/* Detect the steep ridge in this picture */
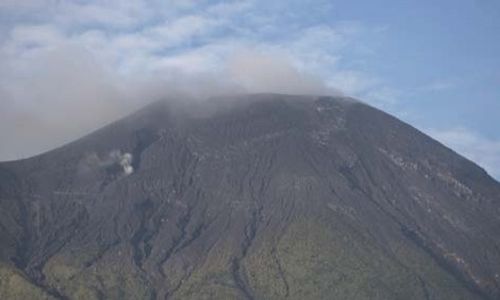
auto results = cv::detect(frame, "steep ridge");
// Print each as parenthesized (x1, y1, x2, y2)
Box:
(0, 94, 499, 299)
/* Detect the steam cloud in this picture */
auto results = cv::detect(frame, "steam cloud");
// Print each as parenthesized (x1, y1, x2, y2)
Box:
(111, 151, 134, 175)
(80, 150, 134, 176)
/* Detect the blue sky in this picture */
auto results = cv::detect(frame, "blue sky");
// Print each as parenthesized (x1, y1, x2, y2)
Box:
(0, 0, 499, 179)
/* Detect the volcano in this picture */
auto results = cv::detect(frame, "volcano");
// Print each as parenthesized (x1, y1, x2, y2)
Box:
(1, 94, 499, 300)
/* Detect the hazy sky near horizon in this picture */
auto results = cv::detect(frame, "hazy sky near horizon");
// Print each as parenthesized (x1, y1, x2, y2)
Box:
(0, 0, 499, 179)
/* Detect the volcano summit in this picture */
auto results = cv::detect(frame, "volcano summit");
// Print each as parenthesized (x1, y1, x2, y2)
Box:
(1, 94, 499, 300)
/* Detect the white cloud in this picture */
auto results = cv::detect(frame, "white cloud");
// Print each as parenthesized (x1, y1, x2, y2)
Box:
(419, 79, 457, 92)
(3, 25, 64, 59)
(427, 127, 500, 180)
(327, 70, 379, 95)
(205, 1, 254, 16)
(0, 0, 48, 11)
(146, 15, 220, 45)
(54, 2, 145, 28)
(0, 0, 393, 160)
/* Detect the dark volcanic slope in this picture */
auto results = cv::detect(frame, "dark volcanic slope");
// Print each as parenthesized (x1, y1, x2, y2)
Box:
(1, 94, 499, 300)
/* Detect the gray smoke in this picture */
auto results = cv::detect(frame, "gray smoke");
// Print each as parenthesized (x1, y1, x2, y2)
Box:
(0, 46, 336, 161)
(79, 150, 134, 176)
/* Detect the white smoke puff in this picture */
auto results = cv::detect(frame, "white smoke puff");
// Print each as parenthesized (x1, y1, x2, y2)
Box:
(78, 150, 133, 175)
(108, 150, 134, 175)
(119, 153, 134, 175)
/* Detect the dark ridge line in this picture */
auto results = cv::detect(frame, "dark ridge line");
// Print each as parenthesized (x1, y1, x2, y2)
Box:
(157, 205, 193, 278)
(17, 267, 69, 300)
(11, 195, 31, 270)
(132, 128, 161, 172)
(6, 177, 89, 300)
(30, 204, 88, 275)
(401, 225, 492, 300)
(142, 214, 163, 261)
(83, 238, 121, 269)
(16, 203, 89, 300)
(163, 205, 221, 300)
(231, 205, 263, 300)
(340, 154, 492, 300)
(271, 247, 290, 298)
(149, 288, 157, 300)
(174, 222, 205, 255)
(95, 287, 106, 300)
(357, 154, 495, 300)
(230, 257, 254, 300)
(163, 266, 195, 300)
(131, 198, 155, 271)
(418, 275, 432, 300)
(36, 281, 69, 300)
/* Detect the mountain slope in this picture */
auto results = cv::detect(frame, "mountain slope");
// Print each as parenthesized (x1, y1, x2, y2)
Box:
(1, 94, 499, 299)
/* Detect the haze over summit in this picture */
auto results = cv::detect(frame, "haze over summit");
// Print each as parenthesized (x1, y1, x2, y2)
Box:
(0, 46, 334, 162)
(0, 0, 499, 179)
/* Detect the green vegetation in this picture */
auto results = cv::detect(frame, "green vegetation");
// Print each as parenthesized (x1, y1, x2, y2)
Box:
(21, 215, 480, 299)
(0, 263, 55, 300)
(42, 254, 153, 300)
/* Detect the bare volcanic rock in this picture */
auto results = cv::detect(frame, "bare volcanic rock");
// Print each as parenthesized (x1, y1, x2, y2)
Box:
(1, 94, 499, 299)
